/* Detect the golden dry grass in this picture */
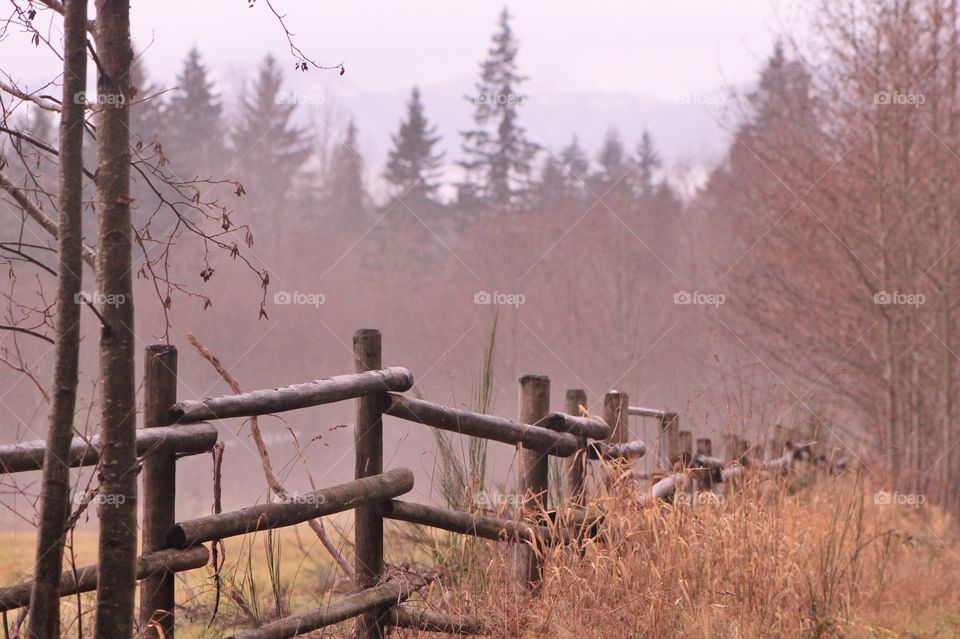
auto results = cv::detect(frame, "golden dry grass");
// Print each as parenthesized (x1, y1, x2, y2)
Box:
(396, 473, 960, 639)
(0, 473, 957, 638)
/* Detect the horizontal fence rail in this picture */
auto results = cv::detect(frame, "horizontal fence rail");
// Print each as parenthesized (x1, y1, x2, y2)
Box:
(226, 575, 429, 639)
(0, 423, 218, 475)
(166, 468, 414, 548)
(388, 607, 486, 635)
(542, 412, 611, 439)
(384, 393, 580, 456)
(627, 406, 669, 418)
(0, 546, 209, 612)
(380, 499, 567, 545)
(589, 439, 647, 460)
(170, 367, 414, 423)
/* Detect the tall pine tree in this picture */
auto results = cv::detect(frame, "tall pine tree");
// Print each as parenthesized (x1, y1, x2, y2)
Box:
(323, 119, 370, 226)
(459, 7, 539, 213)
(165, 47, 225, 177)
(383, 86, 444, 211)
(634, 129, 662, 199)
(231, 54, 313, 218)
(129, 53, 164, 148)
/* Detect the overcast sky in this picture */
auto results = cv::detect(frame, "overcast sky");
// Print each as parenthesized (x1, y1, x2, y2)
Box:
(5, 0, 798, 100)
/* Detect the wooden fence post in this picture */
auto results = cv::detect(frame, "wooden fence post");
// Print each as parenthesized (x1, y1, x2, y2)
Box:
(140, 344, 178, 639)
(696, 437, 716, 492)
(516, 375, 550, 590)
(564, 389, 588, 507)
(678, 430, 692, 466)
(768, 424, 785, 459)
(603, 391, 628, 444)
(722, 432, 739, 464)
(354, 329, 387, 639)
(661, 412, 681, 468)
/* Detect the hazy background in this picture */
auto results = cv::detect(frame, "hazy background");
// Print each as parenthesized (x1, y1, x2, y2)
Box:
(0, 0, 872, 530)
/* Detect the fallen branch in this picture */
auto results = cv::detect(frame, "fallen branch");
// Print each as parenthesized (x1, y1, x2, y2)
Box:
(186, 332, 356, 579)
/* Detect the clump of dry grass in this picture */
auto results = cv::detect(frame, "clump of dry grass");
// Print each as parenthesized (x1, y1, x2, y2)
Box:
(400, 472, 960, 639)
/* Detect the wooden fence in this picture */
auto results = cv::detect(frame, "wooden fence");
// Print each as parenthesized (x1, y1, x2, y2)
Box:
(0, 329, 828, 638)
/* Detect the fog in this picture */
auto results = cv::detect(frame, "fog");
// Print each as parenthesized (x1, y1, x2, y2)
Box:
(1, 0, 947, 532)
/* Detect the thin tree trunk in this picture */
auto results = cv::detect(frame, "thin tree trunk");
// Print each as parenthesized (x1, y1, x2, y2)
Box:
(91, 1, 137, 637)
(26, 1, 88, 636)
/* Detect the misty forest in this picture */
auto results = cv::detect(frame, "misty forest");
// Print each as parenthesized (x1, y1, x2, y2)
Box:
(0, 1, 958, 638)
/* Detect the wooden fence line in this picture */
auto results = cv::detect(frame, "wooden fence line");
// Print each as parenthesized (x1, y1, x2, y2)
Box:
(381, 499, 567, 545)
(170, 366, 414, 423)
(388, 606, 487, 635)
(384, 392, 580, 455)
(226, 575, 429, 639)
(0, 546, 209, 612)
(543, 411, 611, 439)
(0, 327, 827, 638)
(166, 468, 414, 549)
(0, 423, 216, 475)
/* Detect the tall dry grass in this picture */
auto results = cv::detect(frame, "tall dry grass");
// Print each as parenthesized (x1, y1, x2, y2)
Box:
(397, 471, 960, 639)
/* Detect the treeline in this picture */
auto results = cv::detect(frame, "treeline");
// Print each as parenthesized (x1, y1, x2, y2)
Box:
(117, 8, 680, 232)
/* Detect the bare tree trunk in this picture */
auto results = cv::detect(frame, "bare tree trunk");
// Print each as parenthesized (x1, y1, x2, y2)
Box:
(91, 1, 137, 637)
(26, 1, 88, 636)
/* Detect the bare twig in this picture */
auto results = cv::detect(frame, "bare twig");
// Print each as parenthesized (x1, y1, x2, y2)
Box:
(185, 332, 356, 580)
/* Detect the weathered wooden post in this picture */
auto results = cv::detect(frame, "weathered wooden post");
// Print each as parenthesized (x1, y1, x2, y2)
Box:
(140, 344, 179, 639)
(695, 437, 716, 492)
(661, 412, 681, 468)
(678, 429, 693, 499)
(601, 391, 630, 495)
(722, 432, 739, 464)
(354, 329, 387, 638)
(604, 391, 629, 444)
(768, 424, 785, 459)
(564, 389, 588, 506)
(678, 430, 693, 466)
(515, 375, 550, 590)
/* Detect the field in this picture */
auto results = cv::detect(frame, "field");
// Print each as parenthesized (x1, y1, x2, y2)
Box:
(1, 474, 958, 638)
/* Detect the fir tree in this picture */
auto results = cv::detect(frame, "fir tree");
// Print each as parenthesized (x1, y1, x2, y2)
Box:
(634, 129, 662, 198)
(383, 86, 444, 210)
(459, 7, 539, 212)
(592, 129, 632, 194)
(323, 120, 370, 224)
(165, 47, 225, 177)
(129, 53, 164, 149)
(558, 136, 589, 189)
(231, 54, 313, 217)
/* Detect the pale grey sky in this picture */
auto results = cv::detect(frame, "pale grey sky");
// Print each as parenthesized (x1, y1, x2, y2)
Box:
(1, 0, 804, 189)
(5, 0, 797, 100)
